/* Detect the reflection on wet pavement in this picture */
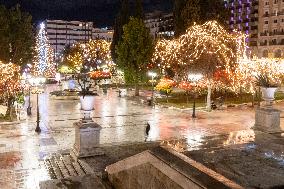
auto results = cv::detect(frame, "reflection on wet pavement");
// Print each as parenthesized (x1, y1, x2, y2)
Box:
(0, 84, 283, 188)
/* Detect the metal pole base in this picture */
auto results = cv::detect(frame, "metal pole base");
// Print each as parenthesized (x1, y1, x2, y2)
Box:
(27, 107, 32, 116)
(192, 100, 196, 118)
(35, 123, 41, 133)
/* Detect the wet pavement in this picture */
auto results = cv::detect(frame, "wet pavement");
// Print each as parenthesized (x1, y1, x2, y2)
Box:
(179, 131, 284, 188)
(0, 84, 283, 188)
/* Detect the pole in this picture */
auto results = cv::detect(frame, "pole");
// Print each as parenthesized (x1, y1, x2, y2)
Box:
(151, 76, 154, 99)
(27, 87, 32, 116)
(35, 93, 41, 133)
(192, 98, 196, 118)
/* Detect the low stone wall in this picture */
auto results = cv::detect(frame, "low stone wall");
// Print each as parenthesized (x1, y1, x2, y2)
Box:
(106, 150, 203, 189)
(50, 95, 79, 100)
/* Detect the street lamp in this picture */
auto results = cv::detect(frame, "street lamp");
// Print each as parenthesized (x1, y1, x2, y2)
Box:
(188, 73, 203, 118)
(30, 77, 46, 133)
(148, 71, 157, 106)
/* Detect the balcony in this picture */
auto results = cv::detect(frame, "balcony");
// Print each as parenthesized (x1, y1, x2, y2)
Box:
(251, 26, 258, 30)
(269, 41, 277, 45)
(260, 32, 268, 36)
(249, 41, 258, 46)
(259, 41, 268, 46)
(268, 32, 284, 36)
(263, 13, 269, 17)
(250, 34, 258, 38)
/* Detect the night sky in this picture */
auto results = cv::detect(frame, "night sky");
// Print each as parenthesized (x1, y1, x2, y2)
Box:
(0, 0, 173, 27)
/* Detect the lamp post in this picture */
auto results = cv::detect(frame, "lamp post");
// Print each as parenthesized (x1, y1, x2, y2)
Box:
(148, 71, 157, 105)
(188, 73, 203, 118)
(30, 77, 46, 133)
(27, 87, 32, 116)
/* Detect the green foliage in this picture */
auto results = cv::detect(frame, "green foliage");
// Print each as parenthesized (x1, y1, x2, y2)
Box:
(134, 0, 144, 19)
(255, 75, 279, 88)
(181, 0, 201, 33)
(111, 0, 130, 62)
(0, 5, 34, 66)
(174, 0, 230, 36)
(116, 17, 154, 84)
(15, 93, 25, 104)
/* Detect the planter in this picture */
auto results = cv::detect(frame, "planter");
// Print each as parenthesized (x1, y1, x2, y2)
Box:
(261, 87, 277, 101)
(80, 95, 96, 111)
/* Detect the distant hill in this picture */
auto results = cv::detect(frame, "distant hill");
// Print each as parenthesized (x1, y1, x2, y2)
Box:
(0, 0, 173, 27)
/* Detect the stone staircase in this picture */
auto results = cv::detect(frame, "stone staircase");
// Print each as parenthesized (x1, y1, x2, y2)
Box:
(41, 153, 112, 189)
(43, 153, 94, 179)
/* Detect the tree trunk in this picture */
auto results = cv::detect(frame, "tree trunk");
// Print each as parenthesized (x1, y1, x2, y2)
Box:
(166, 93, 169, 103)
(5, 96, 14, 120)
(135, 84, 139, 96)
(206, 81, 212, 111)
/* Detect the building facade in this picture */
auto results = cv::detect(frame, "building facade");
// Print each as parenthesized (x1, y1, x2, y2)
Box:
(144, 11, 174, 39)
(225, 0, 259, 56)
(258, 0, 284, 58)
(225, 0, 284, 58)
(92, 28, 114, 42)
(44, 20, 113, 56)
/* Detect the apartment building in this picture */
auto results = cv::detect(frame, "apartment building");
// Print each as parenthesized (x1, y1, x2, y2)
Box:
(258, 0, 284, 58)
(44, 20, 93, 55)
(144, 11, 174, 39)
(92, 28, 114, 42)
(225, 0, 259, 56)
(43, 20, 114, 57)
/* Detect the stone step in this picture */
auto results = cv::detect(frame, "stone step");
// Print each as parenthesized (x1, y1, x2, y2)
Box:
(44, 154, 91, 179)
(49, 156, 63, 179)
(54, 155, 70, 178)
(61, 155, 78, 177)
(40, 174, 111, 189)
(43, 158, 56, 179)
(151, 147, 233, 189)
(78, 159, 94, 174)
(72, 158, 86, 176)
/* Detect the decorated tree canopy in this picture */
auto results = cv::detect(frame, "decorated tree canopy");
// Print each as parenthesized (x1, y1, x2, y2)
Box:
(62, 39, 112, 73)
(0, 62, 21, 96)
(153, 21, 247, 80)
(33, 23, 56, 77)
(233, 58, 284, 93)
(89, 71, 111, 80)
(155, 78, 175, 94)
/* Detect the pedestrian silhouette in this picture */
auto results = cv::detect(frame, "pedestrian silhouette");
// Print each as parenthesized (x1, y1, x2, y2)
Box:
(146, 122, 151, 136)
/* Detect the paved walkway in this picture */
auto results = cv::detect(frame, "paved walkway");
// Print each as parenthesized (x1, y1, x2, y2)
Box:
(0, 84, 283, 188)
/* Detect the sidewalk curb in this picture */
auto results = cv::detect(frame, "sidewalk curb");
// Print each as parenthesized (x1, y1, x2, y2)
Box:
(0, 120, 21, 125)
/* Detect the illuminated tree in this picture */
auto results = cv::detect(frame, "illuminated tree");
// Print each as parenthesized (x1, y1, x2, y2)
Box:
(153, 21, 247, 110)
(62, 39, 112, 73)
(155, 78, 175, 102)
(0, 62, 21, 118)
(33, 23, 56, 77)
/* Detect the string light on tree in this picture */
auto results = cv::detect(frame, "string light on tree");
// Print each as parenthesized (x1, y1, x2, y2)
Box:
(63, 39, 112, 73)
(33, 23, 56, 77)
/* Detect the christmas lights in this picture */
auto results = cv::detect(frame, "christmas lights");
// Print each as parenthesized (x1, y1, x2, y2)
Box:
(33, 23, 56, 77)
(64, 39, 112, 73)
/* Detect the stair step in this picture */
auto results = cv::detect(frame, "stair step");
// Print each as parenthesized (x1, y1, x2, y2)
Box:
(72, 158, 85, 176)
(78, 159, 94, 174)
(62, 155, 78, 177)
(151, 147, 231, 189)
(43, 159, 56, 179)
(49, 156, 63, 179)
(54, 155, 70, 178)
